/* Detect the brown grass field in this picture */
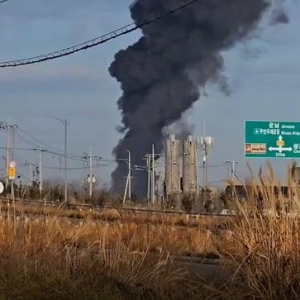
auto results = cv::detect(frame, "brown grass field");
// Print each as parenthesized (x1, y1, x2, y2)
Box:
(0, 163, 300, 299)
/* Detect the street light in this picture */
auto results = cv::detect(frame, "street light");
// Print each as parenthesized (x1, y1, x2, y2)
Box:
(49, 116, 68, 204)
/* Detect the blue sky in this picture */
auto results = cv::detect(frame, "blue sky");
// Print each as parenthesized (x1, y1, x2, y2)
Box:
(0, 0, 299, 188)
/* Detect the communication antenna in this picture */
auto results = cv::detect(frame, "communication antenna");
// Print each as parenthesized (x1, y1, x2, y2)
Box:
(200, 119, 214, 188)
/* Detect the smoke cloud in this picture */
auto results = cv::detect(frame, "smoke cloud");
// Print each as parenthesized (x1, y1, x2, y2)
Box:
(109, 0, 287, 197)
(164, 114, 195, 140)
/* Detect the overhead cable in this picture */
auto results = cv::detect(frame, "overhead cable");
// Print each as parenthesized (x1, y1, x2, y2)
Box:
(43, 164, 114, 171)
(199, 163, 228, 169)
(16, 126, 74, 156)
(15, 126, 94, 160)
(11, 132, 88, 163)
(0, 0, 198, 68)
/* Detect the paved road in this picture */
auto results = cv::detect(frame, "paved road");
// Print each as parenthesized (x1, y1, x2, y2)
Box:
(170, 259, 233, 282)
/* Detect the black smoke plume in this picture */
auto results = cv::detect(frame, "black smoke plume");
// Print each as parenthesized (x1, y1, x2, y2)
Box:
(109, 0, 286, 197)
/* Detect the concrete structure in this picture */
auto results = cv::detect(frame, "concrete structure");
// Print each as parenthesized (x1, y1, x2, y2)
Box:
(165, 134, 181, 196)
(182, 135, 198, 194)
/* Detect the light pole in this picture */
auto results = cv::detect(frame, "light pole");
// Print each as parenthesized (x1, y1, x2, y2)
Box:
(49, 117, 68, 204)
(126, 150, 131, 201)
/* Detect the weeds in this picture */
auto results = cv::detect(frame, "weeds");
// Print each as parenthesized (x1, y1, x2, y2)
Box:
(1, 163, 300, 299)
(213, 162, 300, 299)
(0, 217, 201, 300)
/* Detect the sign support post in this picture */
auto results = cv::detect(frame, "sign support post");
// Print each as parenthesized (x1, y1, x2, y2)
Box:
(8, 161, 16, 204)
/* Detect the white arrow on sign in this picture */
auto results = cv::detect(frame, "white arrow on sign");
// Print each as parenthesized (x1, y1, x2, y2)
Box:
(269, 147, 292, 152)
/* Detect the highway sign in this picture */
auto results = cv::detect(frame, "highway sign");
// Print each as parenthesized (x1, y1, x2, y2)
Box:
(8, 161, 16, 180)
(245, 121, 300, 158)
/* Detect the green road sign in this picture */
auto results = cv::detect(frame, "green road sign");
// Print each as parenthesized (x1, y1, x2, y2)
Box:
(245, 121, 300, 158)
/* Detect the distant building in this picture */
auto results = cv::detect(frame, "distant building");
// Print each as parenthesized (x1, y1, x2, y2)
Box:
(165, 134, 181, 196)
(224, 184, 289, 200)
(182, 135, 198, 194)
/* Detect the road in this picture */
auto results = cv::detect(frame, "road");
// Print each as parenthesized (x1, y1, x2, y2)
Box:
(170, 258, 233, 282)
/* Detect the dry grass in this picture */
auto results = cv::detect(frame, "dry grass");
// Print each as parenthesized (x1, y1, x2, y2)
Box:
(211, 162, 300, 299)
(1, 163, 300, 299)
(0, 216, 208, 300)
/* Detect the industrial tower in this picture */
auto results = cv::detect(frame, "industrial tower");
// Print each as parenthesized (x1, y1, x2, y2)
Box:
(165, 134, 181, 197)
(182, 135, 198, 195)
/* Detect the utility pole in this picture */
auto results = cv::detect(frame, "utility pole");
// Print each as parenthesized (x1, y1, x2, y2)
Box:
(121, 151, 132, 203)
(59, 156, 62, 183)
(39, 145, 43, 199)
(123, 176, 129, 204)
(49, 117, 68, 204)
(89, 145, 92, 198)
(126, 150, 132, 200)
(152, 144, 155, 205)
(5, 122, 10, 218)
(147, 155, 151, 200)
(11, 126, 14, 161)
(24, 160, 36, 187)
(64, 119, 68, 204)
(10, 125, 15, 203)
(232, 160, 238, 182)
(52, 155, 62, 192)
(4, 122, 17, 200)
(5, 122, 9, 190)
(82, 149, 101, 200)
(142, 154, 151, 201)
(29, 162, 32, 187)
(225, 160, 239, 182)
(225, 160, 239, 199)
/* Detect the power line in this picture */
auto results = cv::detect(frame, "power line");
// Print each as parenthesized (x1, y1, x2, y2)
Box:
(16, 126, 72, 156)
(0, 0, 9, 3)
(0, 144, 115, 165)
(4, 131, 86, 163)
(0, 0, 198, 68)
(199, 163, 227, 169)
(208, 180, 225, 185)
(10, 128, 89, 162)
(15, 125, 106, 162)
(43, 164, 114, 171)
